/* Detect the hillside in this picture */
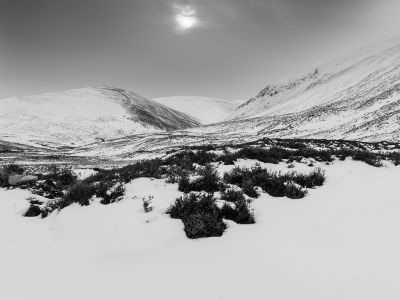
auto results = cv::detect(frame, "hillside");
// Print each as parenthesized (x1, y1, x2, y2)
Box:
(154, 96, 241, 124)
(225, 37, 400, 141)
(0, 87, 200, 148)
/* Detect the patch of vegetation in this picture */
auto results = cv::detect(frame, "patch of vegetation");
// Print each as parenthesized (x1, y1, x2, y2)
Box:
(0, 164, 25, 186)
(291, 168, 325, 188)
(96, 182, 126, 205)
(24, 204, 43, 217)
(178, 164, 221, 193)
(284, 182, 307, 199)
(143, 196, 153, 213)
(220, 189, 255, 224)
(164, 150, 217, 169)
(223, 165, 324, 199)
(57, 182, 96, 209)
(167, 193, 226, 239)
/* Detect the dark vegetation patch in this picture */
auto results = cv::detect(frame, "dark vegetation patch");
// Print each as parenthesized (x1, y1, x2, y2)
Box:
(58, 182, 96, 209)
(178, 164, 221, 193)
(24, 204, 43, 217)
(166, 193, 227, 239)
(167, 189, 255, 239)
(223, 165, 323, 199)
(167, 138, 400, 167)
(220, 189, 255, 224)
(0, 164, 25, 187)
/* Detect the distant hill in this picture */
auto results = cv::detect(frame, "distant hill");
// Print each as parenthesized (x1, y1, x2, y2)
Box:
(223, 37, 400, 141)
(154, 96, 241, 124)
(0, 87, 199, 148)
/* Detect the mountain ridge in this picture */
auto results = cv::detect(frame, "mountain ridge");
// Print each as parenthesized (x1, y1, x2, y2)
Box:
(223, 36, 400, 141)
(0, 87, 200, 148)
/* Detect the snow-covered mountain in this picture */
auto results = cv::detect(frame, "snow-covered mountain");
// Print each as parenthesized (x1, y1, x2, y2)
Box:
(0, 87, 199, 148)
(224, 37, 400, 141)
(154, 96, 241, 124)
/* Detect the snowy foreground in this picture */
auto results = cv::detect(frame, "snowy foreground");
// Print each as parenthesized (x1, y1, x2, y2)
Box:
(1, 159, 400, 300)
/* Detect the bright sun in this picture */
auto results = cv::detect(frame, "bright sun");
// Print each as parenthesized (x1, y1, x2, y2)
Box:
(176, 14, 197, 30)
(174, 4, 198, 32)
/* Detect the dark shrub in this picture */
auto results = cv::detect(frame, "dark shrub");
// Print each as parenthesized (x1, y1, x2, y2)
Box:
(0, 164, 25, 186)
(389, 152, 400, 166)
(194, 164, 220, 193)
(166, 193, 226, 239)
(183, 211, 226, 239)
(4, 164, 25, 175)
(24, 205, 43, 217)
(57, 170, 77, 186)
(223, 166, 259, 197)
(220, 188, 245, 203)
(220, 189, 255, 224)
(242, 179, 259, 198)
(223, 166, 250, 187)
(178, 172, 191, 193)
(42, 169, 77, 187)
(284, 182, 307, 199)
(96, 182, 126, 205)
(235, 147, 285, 164)
(352, 151, 382, 167)
(165, 165, 187, 184)
(178, 164, 221, 193)
(165, 150, 217, 169)
(220, 150, 236, 165)
(289, 168, 325, 188)
(224, 165, 324, 199)
(118, 159, 163, 183)
(257, 173, 286, 197)
(59, 182, 96, 209)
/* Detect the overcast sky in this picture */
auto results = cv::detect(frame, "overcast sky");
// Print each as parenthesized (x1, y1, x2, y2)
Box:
(1, 0, 400, 101)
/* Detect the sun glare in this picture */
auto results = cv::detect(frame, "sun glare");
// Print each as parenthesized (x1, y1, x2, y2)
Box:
(174, 4, 198, 32)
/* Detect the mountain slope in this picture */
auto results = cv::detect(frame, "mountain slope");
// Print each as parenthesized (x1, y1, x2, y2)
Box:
(154, 96, 241, 124)
(0, 87, 200, 148)
(226, 37, 400, 141)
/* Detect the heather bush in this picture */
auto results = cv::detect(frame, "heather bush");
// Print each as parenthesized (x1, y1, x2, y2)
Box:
(291, 168, 325, 188)
(96, 181, 126, 205)
(41, 169, 77, 188)
(0, 164, 25, 186)
(24, 204, 43, 217)
(284, 182, 307, 199)
(178, 164, 220, 193)
(166, 193, 226, 239)
(220, 188, 245, 203)
(223, 165, 325, 199)
(3, 164, 25, 175)
(220, 189, 255, 224)
(58, 182, 96, 209)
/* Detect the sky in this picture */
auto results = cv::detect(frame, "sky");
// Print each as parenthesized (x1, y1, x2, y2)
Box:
(1, 0, 400, 101)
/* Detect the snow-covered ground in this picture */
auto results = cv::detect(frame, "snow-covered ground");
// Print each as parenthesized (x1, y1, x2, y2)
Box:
(1, 160, 400, 299)
(154, 96, 241, 124)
